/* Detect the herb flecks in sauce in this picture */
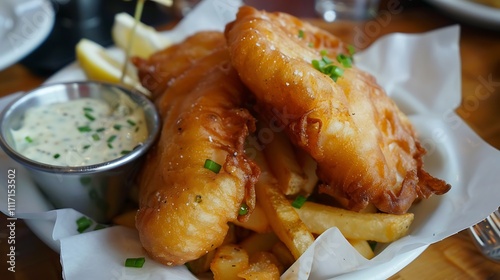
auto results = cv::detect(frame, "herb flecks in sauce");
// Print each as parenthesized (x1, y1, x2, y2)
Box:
(12, 97, 148, 166)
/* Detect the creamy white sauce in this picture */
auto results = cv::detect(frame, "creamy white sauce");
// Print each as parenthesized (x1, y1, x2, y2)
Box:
(11, 97, 148, 166)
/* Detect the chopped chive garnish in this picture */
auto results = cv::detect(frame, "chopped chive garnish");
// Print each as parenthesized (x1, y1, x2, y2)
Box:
(78, 126, 92, 132)
(336, 53, 353, 68)
(92, 133, 100, 141)
(113, 124, 122, 131)
(127, 119, 136, 126)
(96, 128, 105, 132)
(83, 145, 91, 150)
(321, 55, 332, 64)
(203, 159, 221, 174)
(125, 257, 146, 268)
(107, 135, 117, 143)
(291, 195, 307, 209)
(298, 29, 304, 39)
(107, 143, 113, 149)
(195, 195, 202, 203)
(348, 44, 356, 56)
(239, 203, 249, 216)
(84, 113, 95, 121)
(25, 136, 33, 143)
(53, 153, 60, 159)
(83, 107, 93, 112)
(320, 49, 328, 56)
(120, 150, 131, 155)
(76, 216, 93, 233)
(312, 56, 344, 82)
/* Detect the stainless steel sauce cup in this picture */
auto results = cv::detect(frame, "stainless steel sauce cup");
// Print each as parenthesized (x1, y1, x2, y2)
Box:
(0, 82, 160, 223)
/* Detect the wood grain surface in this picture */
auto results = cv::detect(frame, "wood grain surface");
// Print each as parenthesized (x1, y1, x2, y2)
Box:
(0, 1, 499, 279)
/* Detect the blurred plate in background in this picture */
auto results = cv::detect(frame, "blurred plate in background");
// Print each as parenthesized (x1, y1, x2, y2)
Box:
(425, 0, 500, 29)
(0, 0, 55, 70)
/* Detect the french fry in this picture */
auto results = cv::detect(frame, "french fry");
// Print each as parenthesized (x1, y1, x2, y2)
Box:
(271, 242, 295, 270)
(210, 244, 249, 280)
(293, 201, 414, 243)
(187, 250, 216, 275)
(112, 209, 136, 228)
(348, 239, 375, 260)
(239, 232, 280, 258)
(238, 252, 281, 280)
(259, 122, 306, 196)
(294, 147, 319, 195)
(232, 203, 271, 233)
(254, 150, 315, 259)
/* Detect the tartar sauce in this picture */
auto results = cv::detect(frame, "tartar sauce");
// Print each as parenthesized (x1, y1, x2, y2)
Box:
(11, 97, 148, 166)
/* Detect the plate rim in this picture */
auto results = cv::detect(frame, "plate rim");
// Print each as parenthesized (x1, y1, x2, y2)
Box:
(425, 0, 500, 29)
(0, 0, 55, 70)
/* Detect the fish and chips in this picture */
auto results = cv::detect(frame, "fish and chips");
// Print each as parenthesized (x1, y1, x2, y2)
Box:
(123, 6, 451, 278)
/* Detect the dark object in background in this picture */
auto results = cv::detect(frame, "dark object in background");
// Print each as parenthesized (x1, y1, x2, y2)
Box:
(21, 0, 174, 76)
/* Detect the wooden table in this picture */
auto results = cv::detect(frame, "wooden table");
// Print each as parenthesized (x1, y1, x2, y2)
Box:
(1, 1, 500, 279)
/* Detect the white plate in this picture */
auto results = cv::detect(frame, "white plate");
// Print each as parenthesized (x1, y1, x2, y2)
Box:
(0, 0, 55, 70)
(425, 0, 500, 29)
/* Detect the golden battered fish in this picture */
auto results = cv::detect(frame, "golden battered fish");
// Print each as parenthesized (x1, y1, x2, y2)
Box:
(135, 33, 259, 266)
(225, 7, 450, 214)
(133, 31, 227, 98)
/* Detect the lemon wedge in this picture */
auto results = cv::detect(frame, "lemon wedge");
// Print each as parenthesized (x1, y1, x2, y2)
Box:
(75, 38, 149, 96)
(112, 12, 172, 59)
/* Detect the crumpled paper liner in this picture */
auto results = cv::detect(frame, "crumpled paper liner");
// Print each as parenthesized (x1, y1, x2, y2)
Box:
(1, 0, 499, 279)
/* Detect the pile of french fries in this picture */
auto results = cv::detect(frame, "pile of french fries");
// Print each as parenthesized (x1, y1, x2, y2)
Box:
(114, 119, 414, 279)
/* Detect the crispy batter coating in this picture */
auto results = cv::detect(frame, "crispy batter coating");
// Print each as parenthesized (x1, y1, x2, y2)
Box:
(225, 6, 450, 214)
(133, 31, 227, 98)
(136, 32, 259, 266)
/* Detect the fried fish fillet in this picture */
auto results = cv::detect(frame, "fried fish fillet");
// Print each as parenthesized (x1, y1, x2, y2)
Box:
(135, 32, 260, 266)
(225, 6, 450, 214)
(133, 31, 227, 98)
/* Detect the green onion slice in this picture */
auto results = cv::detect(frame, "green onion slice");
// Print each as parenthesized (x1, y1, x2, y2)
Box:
(348, 44, 356, 56)
(336, 53, 353, 68)
(107, 135, 117, 143)
(113, 124, 122, 131)
(291, 195, 307, 209)
(121, 150, 131, 155)
(78, 126, 92, 132)
(312, 57, 344, 82)
(125, 257, 146, 268)
(76, 216, 93, 233)
(96, 128, 105, 132)
(53, 153, 60, 159)
(298, 29, 305, 39)
(239, 202, 249, 216)
(83, 107, 93, 112)
(92, 133, 100, 141)
(84, 113, 95, 121)
(127, 119, 136, 126)
(204, 159, 221, 174)
(25, 136, 33, 143)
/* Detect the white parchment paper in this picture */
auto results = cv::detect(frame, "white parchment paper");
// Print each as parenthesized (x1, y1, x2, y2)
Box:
(1, 0, 499, 279)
